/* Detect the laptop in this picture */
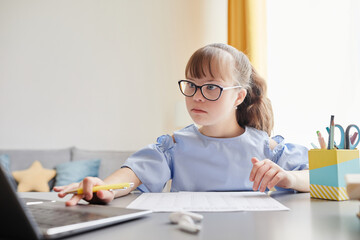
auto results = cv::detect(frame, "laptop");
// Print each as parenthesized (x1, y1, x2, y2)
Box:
(0, 165, 152, 239)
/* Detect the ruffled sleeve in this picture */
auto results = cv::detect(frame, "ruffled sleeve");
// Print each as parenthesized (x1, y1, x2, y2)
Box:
(121, 134, 175, 192)
(265, 135, 309, 171)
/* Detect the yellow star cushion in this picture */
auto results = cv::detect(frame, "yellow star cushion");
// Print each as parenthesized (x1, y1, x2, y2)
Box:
(12, 160, 56, 192)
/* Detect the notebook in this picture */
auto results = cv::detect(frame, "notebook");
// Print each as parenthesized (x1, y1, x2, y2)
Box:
(0, 165, 152, 239)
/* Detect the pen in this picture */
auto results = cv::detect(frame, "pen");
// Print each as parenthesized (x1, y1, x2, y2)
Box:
(316, 131, 327, 149)
(328, 115, 335, 149)
(65, 183, 134, 194)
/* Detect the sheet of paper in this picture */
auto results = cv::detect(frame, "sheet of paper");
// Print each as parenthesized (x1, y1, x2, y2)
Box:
(126, 192, 289, 212)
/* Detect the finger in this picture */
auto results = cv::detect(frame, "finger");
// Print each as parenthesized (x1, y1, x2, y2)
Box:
(258, 169, 277, 192)
(252, 162, 271, 191)
(53, 186, 64, 192)
(268, 171, 286, 190)
(65, 194, 84, 207)
(82, 177, 107, 201)
(57, 183, 80, 198)
(251, 157, 259, 165)
(249, 157, 263, 182)
(82, 177, 97, 201)
(95, 190, 115, 204)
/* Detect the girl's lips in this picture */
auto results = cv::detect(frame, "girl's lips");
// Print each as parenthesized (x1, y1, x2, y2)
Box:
(191, 108, 207, 113)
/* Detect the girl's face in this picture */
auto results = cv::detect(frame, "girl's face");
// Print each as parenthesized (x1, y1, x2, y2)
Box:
(184, 76, 246, 129)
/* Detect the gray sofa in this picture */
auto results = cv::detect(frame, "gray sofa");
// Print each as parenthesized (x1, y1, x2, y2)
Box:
(0, 147, 135, 189)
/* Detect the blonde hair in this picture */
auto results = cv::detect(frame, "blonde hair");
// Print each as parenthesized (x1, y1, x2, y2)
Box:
(185, 43, 274, 136)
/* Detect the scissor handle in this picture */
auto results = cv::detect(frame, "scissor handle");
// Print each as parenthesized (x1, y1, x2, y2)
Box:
(326, 124, 345, 149)
(345, 124, 360, 149)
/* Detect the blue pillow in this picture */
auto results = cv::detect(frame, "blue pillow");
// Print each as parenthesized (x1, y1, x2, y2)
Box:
(0, 154, 17, 189)
(54, 159, 101, 187)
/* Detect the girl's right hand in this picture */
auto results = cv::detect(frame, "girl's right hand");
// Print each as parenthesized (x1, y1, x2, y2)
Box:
(53, 177, 115, 206)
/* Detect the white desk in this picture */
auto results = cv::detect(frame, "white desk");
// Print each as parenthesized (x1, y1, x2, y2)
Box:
(20, 191, 360, 240)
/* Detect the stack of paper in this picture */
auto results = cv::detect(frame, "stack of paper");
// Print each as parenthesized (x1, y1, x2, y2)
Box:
(127, 192, 289, 212)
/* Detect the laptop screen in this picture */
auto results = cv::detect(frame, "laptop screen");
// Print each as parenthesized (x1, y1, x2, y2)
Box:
(0, 165, 151, 239)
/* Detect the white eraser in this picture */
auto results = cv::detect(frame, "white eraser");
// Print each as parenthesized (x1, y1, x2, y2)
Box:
(345, 174, 360, 200)
(178, 217, 201, 233)
(169, 211, 203, 223)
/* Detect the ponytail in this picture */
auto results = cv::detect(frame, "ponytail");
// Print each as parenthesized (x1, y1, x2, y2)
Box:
(236, 67, 274, 136)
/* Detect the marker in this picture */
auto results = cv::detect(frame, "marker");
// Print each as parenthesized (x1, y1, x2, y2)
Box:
(311, 142, 319, 149)
(65, 183, 134, 195)
(316, 131, 327, 149)
(328, 115, 335, 149)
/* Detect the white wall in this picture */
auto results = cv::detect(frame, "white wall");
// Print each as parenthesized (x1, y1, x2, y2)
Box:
(0, 0, 227, 150)
(267, 0, 360, 148)
(2, 0, 359, 151)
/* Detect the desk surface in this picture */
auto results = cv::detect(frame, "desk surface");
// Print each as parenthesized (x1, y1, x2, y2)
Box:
(20, 191, 360, 240)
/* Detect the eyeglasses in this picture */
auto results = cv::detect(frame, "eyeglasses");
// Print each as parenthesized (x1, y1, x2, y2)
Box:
(178, 80, 241, 101)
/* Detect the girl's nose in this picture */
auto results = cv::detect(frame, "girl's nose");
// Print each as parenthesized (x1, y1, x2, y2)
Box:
(193, 89, 206, 102)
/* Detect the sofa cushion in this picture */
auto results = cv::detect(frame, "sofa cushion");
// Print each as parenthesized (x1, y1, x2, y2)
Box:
(54, 159, 101, 187)
(12, 160, 56, 192)
(72, 148, 134, 179)
(0, 154, 17, 188)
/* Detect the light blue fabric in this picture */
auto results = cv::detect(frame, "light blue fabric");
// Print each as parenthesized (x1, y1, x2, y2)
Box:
(0, 154, 10, 171)
(123, 124, 309, 192)
(0, 154, 17, 188)
(54, 159, 101, 187)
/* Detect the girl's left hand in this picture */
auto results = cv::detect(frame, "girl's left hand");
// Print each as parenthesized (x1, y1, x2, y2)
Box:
(249, 157, 295, 192)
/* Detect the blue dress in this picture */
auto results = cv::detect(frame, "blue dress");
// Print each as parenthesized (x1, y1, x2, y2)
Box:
(122, 124, 309, 192)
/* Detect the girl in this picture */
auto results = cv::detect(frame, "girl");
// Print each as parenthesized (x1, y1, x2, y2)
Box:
(54, 43, 309, 206)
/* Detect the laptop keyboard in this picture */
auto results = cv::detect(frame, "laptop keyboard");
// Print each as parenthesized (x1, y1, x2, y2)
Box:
(28, 205, 110, 228)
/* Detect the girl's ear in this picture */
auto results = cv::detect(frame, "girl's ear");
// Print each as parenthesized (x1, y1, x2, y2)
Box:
(235, 89, 247, 107)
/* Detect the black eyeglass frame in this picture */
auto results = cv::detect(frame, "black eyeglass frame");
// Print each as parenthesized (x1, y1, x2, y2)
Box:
(178, 80, 241, 101)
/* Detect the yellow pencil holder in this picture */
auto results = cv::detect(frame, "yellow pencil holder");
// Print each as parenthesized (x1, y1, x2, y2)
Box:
(308, 149, 360, 201)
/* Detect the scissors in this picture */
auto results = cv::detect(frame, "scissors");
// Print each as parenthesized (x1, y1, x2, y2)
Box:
(326, 124, 360, 149)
